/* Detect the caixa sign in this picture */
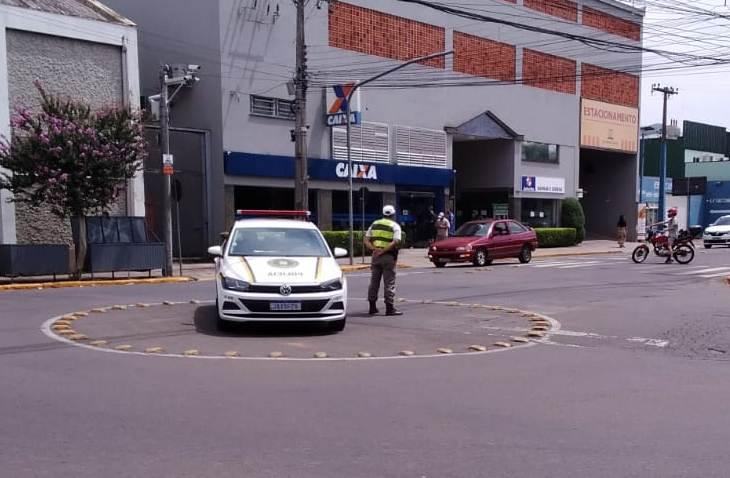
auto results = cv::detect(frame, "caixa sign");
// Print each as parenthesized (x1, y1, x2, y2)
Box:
(335, 162, 377, 180)
(325, 84, 361, 127)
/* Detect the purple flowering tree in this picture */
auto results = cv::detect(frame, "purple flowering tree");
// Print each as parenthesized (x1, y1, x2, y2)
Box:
(0, 83, 147, 277)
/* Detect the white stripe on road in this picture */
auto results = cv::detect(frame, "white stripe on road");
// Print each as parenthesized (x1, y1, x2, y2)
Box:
(533, 261, 587, 268)
(699, 271, 730, 278)
(558, 261, 603, 269)
(676, 267, 730, 275)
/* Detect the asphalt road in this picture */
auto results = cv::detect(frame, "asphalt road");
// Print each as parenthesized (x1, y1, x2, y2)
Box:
(2, 247, 730, 477)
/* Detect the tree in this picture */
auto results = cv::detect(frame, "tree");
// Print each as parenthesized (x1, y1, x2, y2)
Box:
(561, 197, 586, 244)
(0, 82, 147, 277)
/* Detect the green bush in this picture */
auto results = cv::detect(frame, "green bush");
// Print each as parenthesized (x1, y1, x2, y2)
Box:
(321, 230, 407, 257)
(534, 228, 577, 248)
(561, 198, 586, 243)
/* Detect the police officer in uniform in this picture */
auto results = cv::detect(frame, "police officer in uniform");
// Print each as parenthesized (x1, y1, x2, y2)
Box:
(364, 205, 403, 316)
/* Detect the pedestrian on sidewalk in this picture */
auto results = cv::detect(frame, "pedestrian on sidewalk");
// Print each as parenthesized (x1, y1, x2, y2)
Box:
(364, 205, 403, 316)
(435, 212, 450, 241)
(616, 214, 627, 248)
(446, 209, 455, 236)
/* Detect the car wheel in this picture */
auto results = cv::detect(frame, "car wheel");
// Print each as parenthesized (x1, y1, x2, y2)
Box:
(518, 245, 532, 264)
(473, 248, 489, 267)
(704, 244, 712, 249)
(329, 318, 346, 333)
(433, 261, 446, 268)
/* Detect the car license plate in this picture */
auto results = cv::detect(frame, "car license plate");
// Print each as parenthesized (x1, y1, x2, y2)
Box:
(270, 302, 301, 311)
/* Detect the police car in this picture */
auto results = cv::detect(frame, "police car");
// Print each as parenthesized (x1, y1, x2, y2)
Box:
(207, 210, 348, 332)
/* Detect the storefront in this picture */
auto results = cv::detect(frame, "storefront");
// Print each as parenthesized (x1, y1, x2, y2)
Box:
(517, 175, 566, 228)
(224, 152, 452, 243)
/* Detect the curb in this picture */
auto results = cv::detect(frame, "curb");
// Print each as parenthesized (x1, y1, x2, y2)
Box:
(0, 276, 194, 291)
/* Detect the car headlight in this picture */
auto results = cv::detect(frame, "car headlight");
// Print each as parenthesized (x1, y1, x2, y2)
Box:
(320, 278, 343, 291)
(456, 245, 472, 252)
(221, 275, 250, 291)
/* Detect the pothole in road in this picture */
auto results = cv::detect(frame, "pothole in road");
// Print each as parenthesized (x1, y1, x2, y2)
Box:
(42, 299, 558, 360)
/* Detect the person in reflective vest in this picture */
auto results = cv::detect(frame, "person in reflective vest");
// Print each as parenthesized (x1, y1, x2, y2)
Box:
(364, 205, 403, 316)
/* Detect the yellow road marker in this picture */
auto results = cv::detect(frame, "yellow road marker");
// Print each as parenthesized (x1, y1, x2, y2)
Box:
(114, 345, 133, 351)
(223, 351, 240, 358)
(72, 312, 89, 318)
(437, 348, 453, 354)
(68, 334, 88, 341)
(183, 349, 200, 356)
(313, 352, 328, 359)
(56, 329, 76, 336)
(511, 337, 530, 343)
(468, 345, 487, 352)
(112, 305, 127, 311)
(357, 352, 372, 358)
(136, 303, 150, 308)
(90, 308, 107, 313)
(269, 351, 284, 358)
(52, 324, 71, 331)
(145, 347, 164, 354)
(399, 350, 415, 356)
(527, 331, 546, 338)
(89, 340, 108, 347)
(494, 341, 512, 348)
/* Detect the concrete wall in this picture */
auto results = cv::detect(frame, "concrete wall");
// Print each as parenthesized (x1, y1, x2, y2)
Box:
(686, 161, 730, 181)
(5, 30, 125, 245)
(103, 0, 225, 246)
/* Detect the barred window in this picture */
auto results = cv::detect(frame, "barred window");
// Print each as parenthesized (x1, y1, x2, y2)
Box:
(522, 141, 559, 164)
(395, 126, 447, 168)
(249, 95, 296, 120)
(331, 122, 390, 163)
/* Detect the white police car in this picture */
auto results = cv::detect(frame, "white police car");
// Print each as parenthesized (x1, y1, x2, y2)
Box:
(207, 211, 348, 332)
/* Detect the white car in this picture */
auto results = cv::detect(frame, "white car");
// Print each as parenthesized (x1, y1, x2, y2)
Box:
(207, 217, 348, 332)
(703, 215, 730, 248)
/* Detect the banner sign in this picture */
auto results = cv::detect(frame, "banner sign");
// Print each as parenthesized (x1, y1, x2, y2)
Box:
(580, 98, 639, 153)
(326, 83, 361, 127)
(521, 176, 565, 194)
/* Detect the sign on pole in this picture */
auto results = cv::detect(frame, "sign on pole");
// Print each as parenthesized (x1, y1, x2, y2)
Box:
(325, 83, 361, 127)
(162, 153, 174, 176)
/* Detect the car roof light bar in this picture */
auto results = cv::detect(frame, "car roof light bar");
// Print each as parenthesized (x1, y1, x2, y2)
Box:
(235, 209, 312, 220)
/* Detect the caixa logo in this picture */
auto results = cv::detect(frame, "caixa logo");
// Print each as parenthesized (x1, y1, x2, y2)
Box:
(335, 162, 378, 180)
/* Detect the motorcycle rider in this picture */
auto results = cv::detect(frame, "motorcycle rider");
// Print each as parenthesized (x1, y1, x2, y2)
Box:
(652, 207, 679, 263)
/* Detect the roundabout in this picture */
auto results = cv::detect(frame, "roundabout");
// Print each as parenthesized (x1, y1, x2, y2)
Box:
(42, 298, 558, 360)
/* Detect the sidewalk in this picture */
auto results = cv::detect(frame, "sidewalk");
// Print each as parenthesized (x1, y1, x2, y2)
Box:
(0, 240, 640, 287)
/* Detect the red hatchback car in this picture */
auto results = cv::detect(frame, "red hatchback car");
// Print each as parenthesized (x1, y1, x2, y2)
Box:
(428, 219, 538, 267)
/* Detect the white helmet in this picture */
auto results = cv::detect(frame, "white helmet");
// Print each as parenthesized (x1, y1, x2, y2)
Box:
(383, 205, 396, 217)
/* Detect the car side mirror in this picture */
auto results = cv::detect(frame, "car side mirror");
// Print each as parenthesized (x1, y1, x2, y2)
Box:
(333, 247, 348, 258)
(207, 245, 223, 257)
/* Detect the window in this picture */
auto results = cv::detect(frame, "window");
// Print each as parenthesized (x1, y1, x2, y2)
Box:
(508, 221, 528, 234)
(492, 222, 509, 235)
(228, 227, 330, 257)
(395, 126, 447, 168)
(522, 141, 559, 164)
(249, 95, 296, 120)
(332, 122, 390, 163)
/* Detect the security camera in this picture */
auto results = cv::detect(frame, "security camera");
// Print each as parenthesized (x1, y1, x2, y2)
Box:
(187, 64, 201, 71)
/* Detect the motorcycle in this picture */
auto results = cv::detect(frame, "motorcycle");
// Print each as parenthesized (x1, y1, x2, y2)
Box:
(632, 228, 695, 264)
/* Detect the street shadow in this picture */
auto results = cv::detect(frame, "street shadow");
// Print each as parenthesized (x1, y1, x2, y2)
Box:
(193, 305, 336, 337)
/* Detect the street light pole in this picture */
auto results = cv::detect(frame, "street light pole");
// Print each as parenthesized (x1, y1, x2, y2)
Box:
(345, 50, 453, 265)
(651, 84, 678, 223)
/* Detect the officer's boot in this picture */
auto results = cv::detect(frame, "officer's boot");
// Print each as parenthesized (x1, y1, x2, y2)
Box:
(368, 301, 379, 315)
(385, 304, 403, 316)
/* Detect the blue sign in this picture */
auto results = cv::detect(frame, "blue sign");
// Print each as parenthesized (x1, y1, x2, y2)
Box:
(224, 152, 453, 187)
(640, 176, 673, 203)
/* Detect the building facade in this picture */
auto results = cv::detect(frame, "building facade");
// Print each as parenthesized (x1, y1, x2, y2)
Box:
(106, 0, 644, 253)
(0, 0, 144, 245)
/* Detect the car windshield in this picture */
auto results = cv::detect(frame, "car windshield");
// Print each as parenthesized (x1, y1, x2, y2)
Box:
(713, 217, 730, 226)
(227, 227, 331, 257)
(454, 222, 491, 237)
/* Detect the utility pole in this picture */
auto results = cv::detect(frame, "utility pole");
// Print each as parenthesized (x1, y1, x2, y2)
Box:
(293, 0, 309, 211)
(158, 64, 201, 277)
(651, 83, 678, 224)
(160, 66, 173, 277)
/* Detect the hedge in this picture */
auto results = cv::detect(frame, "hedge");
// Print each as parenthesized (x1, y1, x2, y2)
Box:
(321, 230, 407, 257)
(534, 228, 577, 248)
(561, 198, 586, 244)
